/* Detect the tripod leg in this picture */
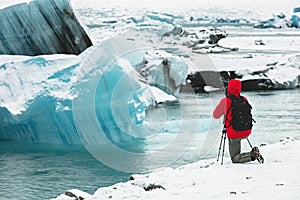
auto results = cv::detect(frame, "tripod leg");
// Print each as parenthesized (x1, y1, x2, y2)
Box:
(217, 132, 224, 162)
(221, 134, 226, 165)
(247, 138, 253, 148)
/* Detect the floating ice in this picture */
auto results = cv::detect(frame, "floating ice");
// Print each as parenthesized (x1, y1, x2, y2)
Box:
(291, 7, 300, 28)
(136, 50, 189, 95)
(254, 14, 290, 29)
(160, 27, 238, 54)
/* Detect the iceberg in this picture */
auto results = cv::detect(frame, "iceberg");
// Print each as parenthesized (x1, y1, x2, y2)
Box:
(146, 12, 177, 25)
(254, 9, 300, 29)
(212, 18, 250, 24)
(291, 7, 300, 28)
(135, 50, 189, 95)
(0, 0, 92, 56)
(254, 16, 289, 29)
(0, 54, 82, 144)
(0, 37, 179, 145)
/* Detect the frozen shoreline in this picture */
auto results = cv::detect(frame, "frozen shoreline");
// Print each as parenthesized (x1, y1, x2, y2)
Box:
(53, 137, 300, 200)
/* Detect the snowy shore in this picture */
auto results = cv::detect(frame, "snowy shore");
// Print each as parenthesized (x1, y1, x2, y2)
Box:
(53, 137, 300, 200)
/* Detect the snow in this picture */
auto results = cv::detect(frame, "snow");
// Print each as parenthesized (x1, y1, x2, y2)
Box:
(53, 138, 300, 200)
(236, 55, 300, 89)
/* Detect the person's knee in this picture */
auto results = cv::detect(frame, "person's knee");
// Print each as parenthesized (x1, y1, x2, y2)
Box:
(231, 153, 242, 163)
(231, 155, 238, 163)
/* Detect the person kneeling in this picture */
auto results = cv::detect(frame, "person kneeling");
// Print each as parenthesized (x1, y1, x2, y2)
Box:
(213, 79, 261, 163)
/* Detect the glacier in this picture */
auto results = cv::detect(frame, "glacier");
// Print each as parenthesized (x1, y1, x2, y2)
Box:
(0, 0, 92, 56)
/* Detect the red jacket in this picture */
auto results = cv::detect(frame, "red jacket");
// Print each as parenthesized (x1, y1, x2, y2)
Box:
(213, 79, 251, 139)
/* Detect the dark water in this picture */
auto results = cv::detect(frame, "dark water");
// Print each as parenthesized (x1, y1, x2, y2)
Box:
(0, 142, 130, 200)
(0, 88, 299, 199)
(243, 89, 300, 143)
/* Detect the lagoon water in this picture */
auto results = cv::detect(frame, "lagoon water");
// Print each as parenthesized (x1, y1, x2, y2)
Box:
(0, 88, 299, 200)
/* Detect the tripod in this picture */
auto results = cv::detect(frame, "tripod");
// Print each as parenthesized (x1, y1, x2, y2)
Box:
(217, 127, 227, 165)
(217, 128, 264, 164)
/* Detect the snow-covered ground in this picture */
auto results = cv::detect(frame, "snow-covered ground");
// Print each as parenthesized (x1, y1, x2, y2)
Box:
(54, 137, 299, 200)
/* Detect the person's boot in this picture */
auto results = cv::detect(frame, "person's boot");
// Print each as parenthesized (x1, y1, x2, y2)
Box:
(251, 147, 264, 163)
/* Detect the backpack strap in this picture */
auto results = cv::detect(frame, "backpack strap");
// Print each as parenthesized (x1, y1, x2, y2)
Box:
(224, 94, 244, 129)
(224, 96, 233, 129)
(224, 106, 231, 129)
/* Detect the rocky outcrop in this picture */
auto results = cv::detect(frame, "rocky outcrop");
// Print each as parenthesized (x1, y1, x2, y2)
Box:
(184, 56, 300, 93)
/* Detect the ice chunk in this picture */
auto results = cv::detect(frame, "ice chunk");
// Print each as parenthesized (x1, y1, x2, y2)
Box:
(160, 27, 237, 54)
(294, 7, 300, 13)
(0, 0, 92, 56)
(136, 50, 189, 95)
(291, 6, 300, 28)
(0, 38, 174, 145)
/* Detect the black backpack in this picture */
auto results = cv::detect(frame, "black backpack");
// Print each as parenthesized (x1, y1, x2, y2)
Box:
(226, 94, 255, 131)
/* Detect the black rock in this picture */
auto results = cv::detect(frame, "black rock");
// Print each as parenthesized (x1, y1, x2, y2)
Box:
(143, 184, 166, 191)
